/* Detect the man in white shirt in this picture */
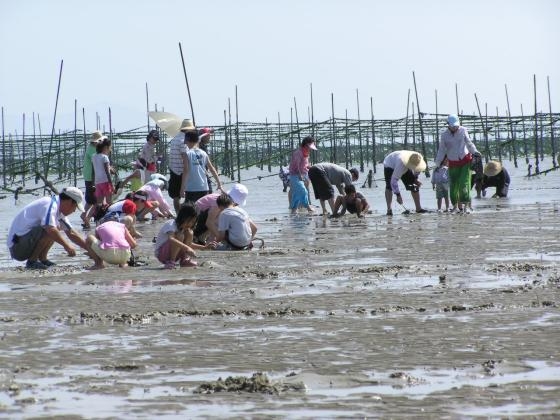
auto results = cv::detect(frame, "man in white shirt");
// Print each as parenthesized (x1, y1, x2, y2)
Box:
(7, 187, 90, 269)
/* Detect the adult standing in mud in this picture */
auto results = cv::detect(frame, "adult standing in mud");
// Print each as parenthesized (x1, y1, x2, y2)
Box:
(6, 187, 90, 269)
(383, 150, 428, 215)
(434, 114, 481, 213)
(168, 119, 195, 213)
(289, 136, 316, 214)
(308, 163, 359, 215)
(80, 131, 103, 229)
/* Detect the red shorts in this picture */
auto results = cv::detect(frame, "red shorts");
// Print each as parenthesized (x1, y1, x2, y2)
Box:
(146, 162, 157, 172)
(95, 181, 114, 198)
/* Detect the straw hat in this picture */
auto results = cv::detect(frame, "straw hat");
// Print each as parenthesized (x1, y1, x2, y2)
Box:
(179, 119, 196, 132)
(484, 161, 502, 177)
(399, 150, 426, 173)
(91, 131, 105, 143)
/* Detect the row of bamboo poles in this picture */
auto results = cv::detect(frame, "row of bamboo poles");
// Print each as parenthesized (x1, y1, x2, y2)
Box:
(1, 109, 558, 195)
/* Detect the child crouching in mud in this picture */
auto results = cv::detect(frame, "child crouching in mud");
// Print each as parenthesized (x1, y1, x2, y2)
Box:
(154, 203, 216, 269)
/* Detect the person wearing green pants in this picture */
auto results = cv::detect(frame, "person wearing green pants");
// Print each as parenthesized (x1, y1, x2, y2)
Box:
(434, 115, 481, 213)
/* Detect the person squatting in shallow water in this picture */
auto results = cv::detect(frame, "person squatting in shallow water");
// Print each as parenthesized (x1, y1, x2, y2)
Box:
(434, 114, 481, 213)
(154, 203, 216, 270)
(331, 184, 370, 218)
(289, 136, 317, 214)
(482, 160, 510, 198)
(383, 150, 428, 216)
(7, 187, 93, 270)
(307, 163, 359, 215)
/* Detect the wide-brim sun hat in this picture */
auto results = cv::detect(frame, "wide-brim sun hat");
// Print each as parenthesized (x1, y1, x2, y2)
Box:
(484, 161, 502, 177)
(399, 150, 426, 173)
(179, 119, 196, 132)
(227, 183, 248, 206)
(91, 131, 104, 143)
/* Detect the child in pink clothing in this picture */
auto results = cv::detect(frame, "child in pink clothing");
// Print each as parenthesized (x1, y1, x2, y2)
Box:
(154, 204, 216, 269)
(86, 220, 137, 269)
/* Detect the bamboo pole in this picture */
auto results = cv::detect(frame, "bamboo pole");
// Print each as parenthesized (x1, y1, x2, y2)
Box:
(1, 106, 4, 187)
(330, 93, 336, 162)
(412, 71, 429, 176)
(504, 84, 518, 167)
(145, 82, 150, 131)
(310, 83, 315, 139)
(356, 89, 364, 172)
(44, 59, 63, 178)
(547, 76, 557, 167)
(73, 100, 77, 186)
(404, 89, 410, 148)
(32, 112, 38, 175)
(520, 104, 529, 164)
(178, 42, 196, 126)
(533, 74, 540, 173)
(22, 113, 26, 186)
(370, 97, 377, 173)
(434, 89, 439, 160)
(235, 85, 240, 183)
(474, 93, 490, 162)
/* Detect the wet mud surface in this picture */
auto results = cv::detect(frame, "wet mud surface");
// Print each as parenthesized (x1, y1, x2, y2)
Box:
(0, 170, 559, 418)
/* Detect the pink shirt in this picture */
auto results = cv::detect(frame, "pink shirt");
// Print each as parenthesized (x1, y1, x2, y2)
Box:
(96, 221, 130, 250)
(288, 148, 309, 177)
(195, 192, 220, 213)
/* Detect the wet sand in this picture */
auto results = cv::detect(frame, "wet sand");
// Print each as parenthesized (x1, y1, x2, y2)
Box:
(0, 164, 559, 418)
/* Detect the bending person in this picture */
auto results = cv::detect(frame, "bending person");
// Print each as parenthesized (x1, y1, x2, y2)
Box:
(383, 150, 427, 215)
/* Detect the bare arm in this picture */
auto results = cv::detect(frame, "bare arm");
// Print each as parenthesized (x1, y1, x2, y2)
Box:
(181, 152, 189, 198)
(44, 226, 78, 257)
(206, 158, 222, 191)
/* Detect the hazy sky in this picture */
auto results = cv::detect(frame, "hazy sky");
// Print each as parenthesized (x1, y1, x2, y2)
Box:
(1, 0, 558, 133)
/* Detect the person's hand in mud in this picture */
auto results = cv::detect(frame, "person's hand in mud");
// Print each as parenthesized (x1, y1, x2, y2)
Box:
(396, 193, 403, 205)
(64, 244, 77, 257)
(204, 241, 218, 250)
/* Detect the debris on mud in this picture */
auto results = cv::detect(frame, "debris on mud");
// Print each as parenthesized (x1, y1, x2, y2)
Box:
(388, 372, 426, 387)
(193, 372, 306, 394)
(100, 364, 143, 372)
(357, 265, 404, 274)
(487, 263, 546, 273)
(230, 269, 279, 279)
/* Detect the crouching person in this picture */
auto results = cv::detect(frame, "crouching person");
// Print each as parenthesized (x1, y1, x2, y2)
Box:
(7, 187, 91, 270)
(154, 204, 200, 269)
(216, 193, 257, 250)
(86, 221, 137, 269)
(332, 184, 370, 218)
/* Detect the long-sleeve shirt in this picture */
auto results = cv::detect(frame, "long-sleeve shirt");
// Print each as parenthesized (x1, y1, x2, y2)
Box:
(288, 148, 309, 177)
(383, 151, 410, 195)
(482, 168, 510, 197)
(435, 126, 479, 167)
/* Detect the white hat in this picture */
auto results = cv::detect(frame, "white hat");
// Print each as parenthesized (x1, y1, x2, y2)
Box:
(62, 187, 85, 212)
(91, 131, 107, 143)
(227, 183, 248, 206)
(447, 114, 460, 127)
(399, 150, 427, 173)
(150, 173, 168, 182)
(484, 161, 503, 177)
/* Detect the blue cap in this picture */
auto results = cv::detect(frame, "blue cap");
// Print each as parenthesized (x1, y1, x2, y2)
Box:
(447, 114, 460, 127)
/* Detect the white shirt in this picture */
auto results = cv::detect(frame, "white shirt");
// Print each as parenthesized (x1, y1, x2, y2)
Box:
(7, 196, 71, 248)
(218, 207, 252, 248)
(383, 151, 410, 194)
(92, 153, 110, 184)
(435, 126, 479, 166)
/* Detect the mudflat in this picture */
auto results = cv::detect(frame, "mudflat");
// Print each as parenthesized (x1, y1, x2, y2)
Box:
(0, 167, 559, 418)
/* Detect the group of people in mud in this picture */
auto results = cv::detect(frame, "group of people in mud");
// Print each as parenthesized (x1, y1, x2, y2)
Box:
(7, 113, 510, 271)
(7, 120, 258, 271)
(282, 114, 510, 217)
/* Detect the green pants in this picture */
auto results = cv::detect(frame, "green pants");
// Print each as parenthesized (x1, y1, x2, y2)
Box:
(448, 164, 472, 206)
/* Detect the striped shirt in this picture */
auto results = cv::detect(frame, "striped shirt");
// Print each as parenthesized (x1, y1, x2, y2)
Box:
(168, 133, 187, 174)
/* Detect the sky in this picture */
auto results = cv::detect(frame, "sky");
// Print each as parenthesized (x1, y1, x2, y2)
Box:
(1, 0, 559, 134)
